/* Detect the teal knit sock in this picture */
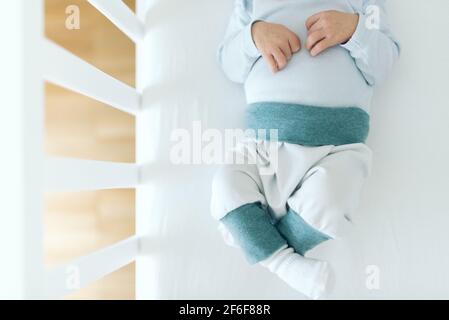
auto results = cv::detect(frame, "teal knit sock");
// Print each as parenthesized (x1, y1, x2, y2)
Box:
(276, 209, 331, 256)
(220, 203, 288, 265)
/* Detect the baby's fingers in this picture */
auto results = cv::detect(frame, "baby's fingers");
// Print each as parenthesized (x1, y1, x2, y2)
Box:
(272, 48, 287, 70)
(262, 52, 278, 73)
(306, 30, 326, 51)
(288, 33, 301, 53)
(280, 42, 293, 60)
(310, 38, 333, 56)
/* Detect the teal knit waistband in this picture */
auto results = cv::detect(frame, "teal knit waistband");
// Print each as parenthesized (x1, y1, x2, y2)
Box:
(246, 102, 370, 146)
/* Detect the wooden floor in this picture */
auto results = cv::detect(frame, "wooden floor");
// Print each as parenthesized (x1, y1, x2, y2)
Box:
(45, 0, 136, 300)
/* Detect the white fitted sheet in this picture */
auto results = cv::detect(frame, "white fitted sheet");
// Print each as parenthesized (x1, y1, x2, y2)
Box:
(135, 0, 449, 299)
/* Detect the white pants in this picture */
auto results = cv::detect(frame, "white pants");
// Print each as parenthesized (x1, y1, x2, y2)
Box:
(210, 138, 373, 248)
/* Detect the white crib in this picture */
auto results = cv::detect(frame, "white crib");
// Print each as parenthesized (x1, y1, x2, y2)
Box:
(0, 0, 143, 299)
(0, 0, 244, 300)
(2, 0, 449, 300)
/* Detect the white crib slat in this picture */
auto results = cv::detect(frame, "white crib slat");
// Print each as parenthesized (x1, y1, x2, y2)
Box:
(0, 0, 45, 299)
(88, 0, 144, 43)
(45, 157, 140, 192)
(43, 40, 140, 115)
(45, 236, 139, 298)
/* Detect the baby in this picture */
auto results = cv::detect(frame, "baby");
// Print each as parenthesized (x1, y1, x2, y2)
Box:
(210, 0, 399, 299)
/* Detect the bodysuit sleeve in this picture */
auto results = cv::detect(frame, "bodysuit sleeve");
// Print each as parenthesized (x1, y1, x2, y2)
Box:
(342, 0, 400, 86)
(217, 0, 262, 83)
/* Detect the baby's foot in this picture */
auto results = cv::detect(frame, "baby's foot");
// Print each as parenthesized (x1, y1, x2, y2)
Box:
(260, 245, 331, 299)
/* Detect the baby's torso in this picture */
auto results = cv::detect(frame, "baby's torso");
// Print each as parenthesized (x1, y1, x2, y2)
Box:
(245, 0, 372, 112)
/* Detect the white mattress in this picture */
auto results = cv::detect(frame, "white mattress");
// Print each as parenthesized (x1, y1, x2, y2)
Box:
(135, 0, 449, 299)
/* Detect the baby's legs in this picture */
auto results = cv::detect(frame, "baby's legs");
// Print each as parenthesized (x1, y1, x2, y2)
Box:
(211, 162, 330, 298)
(210, 140, 336, 298)
(280, 143, 373, 254)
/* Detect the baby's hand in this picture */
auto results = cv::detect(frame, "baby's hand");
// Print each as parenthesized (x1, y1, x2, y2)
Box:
(251, 21, 301, 73)
(305, 10, 359, 56)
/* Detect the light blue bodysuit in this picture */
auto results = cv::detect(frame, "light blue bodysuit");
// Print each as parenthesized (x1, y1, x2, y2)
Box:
(218, 0, 400, 146)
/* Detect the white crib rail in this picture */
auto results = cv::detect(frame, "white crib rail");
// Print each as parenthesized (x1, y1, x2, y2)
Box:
(43, 40, 140, 115)
(45, 236, 139, 298)
(45, 157, 140, 192)
(0, 0, 45, 299)
(0, 0, 151, 299)
(87, 0, 144, 43)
